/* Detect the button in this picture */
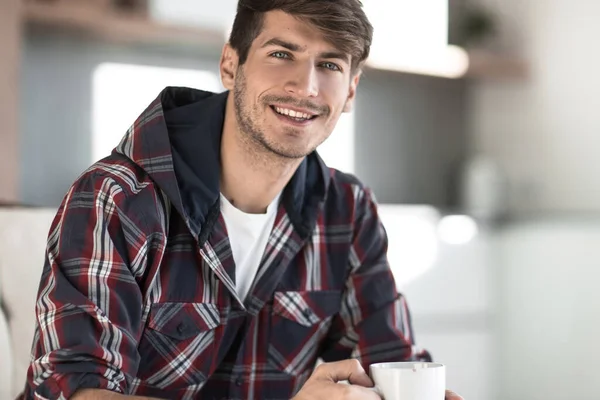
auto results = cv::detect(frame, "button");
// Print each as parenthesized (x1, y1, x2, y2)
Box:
(177, 322, 187, 334)
(235, 376, 243, 386)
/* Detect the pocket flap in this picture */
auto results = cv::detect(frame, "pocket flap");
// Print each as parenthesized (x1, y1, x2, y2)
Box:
(273, 290, 341, 327)
(148, 302, 220, 340)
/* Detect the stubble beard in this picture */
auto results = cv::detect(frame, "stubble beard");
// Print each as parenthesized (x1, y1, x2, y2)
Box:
(233, 68, 316, 161)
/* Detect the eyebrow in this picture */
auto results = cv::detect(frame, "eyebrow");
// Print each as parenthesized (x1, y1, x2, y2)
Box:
(261, 37, 350, 64)
(262, 38, 303, 52)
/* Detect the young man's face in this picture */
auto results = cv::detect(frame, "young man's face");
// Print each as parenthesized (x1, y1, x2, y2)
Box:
(221, 10, 360, 159)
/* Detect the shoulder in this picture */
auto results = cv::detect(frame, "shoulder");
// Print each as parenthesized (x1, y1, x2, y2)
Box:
(324, 168, 379, 221)
(61, 154, 167, 235)
(73, 154, 154, 197)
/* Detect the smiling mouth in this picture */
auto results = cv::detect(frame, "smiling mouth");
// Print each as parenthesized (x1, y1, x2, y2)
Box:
(270, 105, 319, 123)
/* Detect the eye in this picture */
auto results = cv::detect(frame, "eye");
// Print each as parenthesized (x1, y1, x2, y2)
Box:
(320, 62, 342, 72)
(270, 51, 291, 59)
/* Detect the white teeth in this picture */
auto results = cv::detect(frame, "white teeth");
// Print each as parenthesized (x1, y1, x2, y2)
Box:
(275, 106, 313, 120)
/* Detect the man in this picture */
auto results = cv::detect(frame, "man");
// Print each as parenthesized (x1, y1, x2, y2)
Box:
(23, 0, 463, 399)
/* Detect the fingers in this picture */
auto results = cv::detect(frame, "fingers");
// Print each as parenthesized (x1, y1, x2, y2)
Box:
(340, 384, 382, 400)
(445, 389, 465, 400)
(292, 361, 381, 400)
(313, 359, 374, 388)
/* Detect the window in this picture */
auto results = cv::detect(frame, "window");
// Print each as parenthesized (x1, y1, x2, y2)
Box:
(365, 0, 448, 56)
(363, 0, 468, 78)
(92, 63, 222, 162)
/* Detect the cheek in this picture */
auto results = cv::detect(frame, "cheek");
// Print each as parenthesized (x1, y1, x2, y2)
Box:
(254, 65, 293, 92)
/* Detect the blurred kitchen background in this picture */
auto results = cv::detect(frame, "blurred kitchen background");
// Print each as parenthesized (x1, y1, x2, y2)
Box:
(1, 0, 599, 399)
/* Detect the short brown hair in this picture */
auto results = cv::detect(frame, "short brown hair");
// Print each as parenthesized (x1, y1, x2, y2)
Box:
(229, 0, 373, 72)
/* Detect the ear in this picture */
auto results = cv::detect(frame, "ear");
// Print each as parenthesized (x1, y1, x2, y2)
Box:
(343, 71, 362, 113)
(220, 43, 239, 90)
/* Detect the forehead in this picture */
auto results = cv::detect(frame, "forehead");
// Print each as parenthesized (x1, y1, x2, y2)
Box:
(253, 10, 347, 56)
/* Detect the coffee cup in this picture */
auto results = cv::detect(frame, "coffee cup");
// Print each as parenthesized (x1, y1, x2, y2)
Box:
(369, 362, 446, 400)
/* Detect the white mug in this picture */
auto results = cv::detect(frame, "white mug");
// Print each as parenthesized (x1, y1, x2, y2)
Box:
(369, 362, 446, 400)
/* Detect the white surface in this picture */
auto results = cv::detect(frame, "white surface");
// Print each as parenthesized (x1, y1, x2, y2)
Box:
(437, 215, 479, 245)
(417, 331, 493, 400)
(364, 0, 469, 78)
(377, 205, 494, 400)
(365, 45, 469, 78)
(323, 215, 600, 400)
(0, 208, 56, 398)
(370, 362, 445, 400)
(495, 219, 600, 400)
(378, 205, 441, 288)
(316, 111, 355, 174)
(378, 206, 491, 315)
(0, 307, 13, 400)
(364, 0, 448, 52)
(149, 0, 237, 31)
(470, 0, 600, 213)
(364, 0, 470, 78)
(401, 230, 493, 317)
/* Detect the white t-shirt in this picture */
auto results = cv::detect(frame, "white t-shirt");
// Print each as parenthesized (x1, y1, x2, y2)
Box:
(220, 192, 281, 301)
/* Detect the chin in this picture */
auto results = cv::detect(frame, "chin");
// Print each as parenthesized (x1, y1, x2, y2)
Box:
(274, 149, 310, 159)
(266, 143, 313, 159)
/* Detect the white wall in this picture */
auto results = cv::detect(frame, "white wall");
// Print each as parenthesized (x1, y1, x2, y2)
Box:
(405, 234, 496, 400)
(469, 0, 600, 214)
(149, 0, 237, 32)
(391, 213, 600, 400)
(495, 219, 600, 400)
(379, 205, 495, 400)
(469, 3, 600, 398)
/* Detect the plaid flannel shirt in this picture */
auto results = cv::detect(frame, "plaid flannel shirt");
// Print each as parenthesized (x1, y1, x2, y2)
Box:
(23, 88, 430, 400)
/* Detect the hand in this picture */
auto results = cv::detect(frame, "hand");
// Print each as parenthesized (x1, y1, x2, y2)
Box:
(446, 389, 465, 400)
(292, 359, 381, 400)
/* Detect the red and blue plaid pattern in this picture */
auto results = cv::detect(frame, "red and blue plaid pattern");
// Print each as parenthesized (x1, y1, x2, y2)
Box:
(22, 88, 430, 400)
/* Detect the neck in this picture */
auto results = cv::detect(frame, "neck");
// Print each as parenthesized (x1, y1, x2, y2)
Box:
(220, 94, 302, 214)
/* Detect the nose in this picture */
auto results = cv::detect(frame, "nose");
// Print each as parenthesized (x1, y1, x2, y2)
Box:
(284, 62, 319, 98)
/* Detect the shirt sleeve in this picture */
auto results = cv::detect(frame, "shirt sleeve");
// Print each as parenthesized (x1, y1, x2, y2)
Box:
(320, 186, 432, 368)
(23, 173, 150, 399)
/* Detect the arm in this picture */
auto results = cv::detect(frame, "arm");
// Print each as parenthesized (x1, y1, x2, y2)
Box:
(320, 186, 431, 368)
(23, 173, 153, 399)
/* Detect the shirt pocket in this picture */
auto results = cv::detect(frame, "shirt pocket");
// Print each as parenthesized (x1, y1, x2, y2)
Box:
(137, 302, 221, 390)
(268, 290, 341, 376)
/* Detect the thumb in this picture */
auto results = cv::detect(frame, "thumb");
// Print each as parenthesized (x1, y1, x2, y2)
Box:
(313, 359, 374, 388)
